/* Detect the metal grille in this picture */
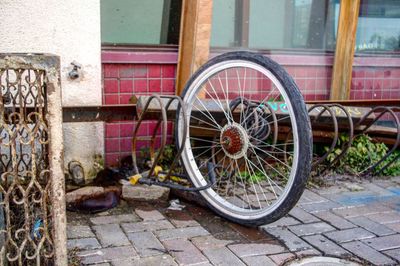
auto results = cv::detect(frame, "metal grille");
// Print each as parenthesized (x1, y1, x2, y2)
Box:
(0, 55, 66, 265)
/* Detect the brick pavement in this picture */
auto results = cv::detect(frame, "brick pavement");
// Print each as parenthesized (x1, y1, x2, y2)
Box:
(68, 177, 400, 265)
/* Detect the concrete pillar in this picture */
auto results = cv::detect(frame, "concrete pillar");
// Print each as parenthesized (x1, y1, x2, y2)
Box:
(0, 0, 104, 180)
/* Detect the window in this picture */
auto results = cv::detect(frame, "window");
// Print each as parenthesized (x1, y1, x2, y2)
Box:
(211, 0, 340, 51)
(356, 0, 400, 53)
(101, 0, 182, 46)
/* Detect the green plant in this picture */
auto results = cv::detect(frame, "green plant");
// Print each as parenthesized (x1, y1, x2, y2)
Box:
(325, 134, 399, 176)
(139, 144, 177, 170)
(240, 170, 266, 183)
(379, 150, 400, 176)
(158, 144, 176, 169)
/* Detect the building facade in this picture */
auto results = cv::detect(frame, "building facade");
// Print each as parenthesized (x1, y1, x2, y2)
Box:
(1, 0, 399, 178)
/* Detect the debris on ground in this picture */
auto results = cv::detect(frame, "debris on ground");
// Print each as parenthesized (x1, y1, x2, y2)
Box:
(66, 186, 121, 213)
(122, 183, 170, 202)
(167, 199, 186, 211)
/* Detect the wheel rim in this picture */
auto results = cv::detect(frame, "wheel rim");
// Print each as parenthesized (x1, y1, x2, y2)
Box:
(178, 60, 300, 220)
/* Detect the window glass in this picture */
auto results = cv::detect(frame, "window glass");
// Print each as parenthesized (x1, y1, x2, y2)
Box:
(356, 0, 400, 52)
(210, 0, 237, 47)
(211, 0, 340, 51)
(101, 0, 181, 45)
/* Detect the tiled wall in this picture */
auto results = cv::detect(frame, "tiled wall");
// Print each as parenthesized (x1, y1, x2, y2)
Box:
(350, 67, 400, 100)
(285, 66, 332, 101)
(103, 64, 176, 166)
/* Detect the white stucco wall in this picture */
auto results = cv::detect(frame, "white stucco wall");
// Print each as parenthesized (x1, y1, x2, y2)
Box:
(0, 0, 104, 180)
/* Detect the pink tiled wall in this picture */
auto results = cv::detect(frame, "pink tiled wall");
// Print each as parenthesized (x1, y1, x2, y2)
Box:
(350, 67, 400, 100)
(285, 66, 332, 101)
(103, 63, 176, 166)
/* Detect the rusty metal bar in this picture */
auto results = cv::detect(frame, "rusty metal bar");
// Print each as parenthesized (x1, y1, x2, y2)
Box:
(62, 105, 136, 123)
(60, 100, 399, 123)
(0, 54, 67, 265)
(307, 99, 400, 107)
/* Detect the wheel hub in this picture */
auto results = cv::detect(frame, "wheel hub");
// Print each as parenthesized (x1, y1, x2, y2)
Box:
(220, 123, 249, 159)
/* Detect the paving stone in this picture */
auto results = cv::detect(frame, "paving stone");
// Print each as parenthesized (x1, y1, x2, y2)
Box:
(228, 243, 286, 257)
(128, 255, 178, 266)
(349, 216, 396, 236)
(288, 207, 319, 223)
(366, 211, 400, 224)
(372, 179, 397, 189)
(203, 247, 245, 266)
(342, 182, 365, 192)
(165, 209, 201, 228)
(295, 248, 321, 257)
(90, 214, 140, 225)
(301, 201, 342, 213)
(264, 227, 312, 252)
(362, 182, 395, 196)
(313, 211, 355, 229)
(67, 225, 95, 239)
(242, 255, 276, 266)
(155, 226, 210, 241)
(386, 222, 400, 233)
(127, 231, 165, 257)
(342, 241, 395, 266)
(333, 205, 392, 218)
(121, 220, 174, 233)
(122, 184, 169, 201)
(299, 190, 328, 204)
(362, 234, 400, 251)
(392, 176, 400, 184)
(93, 224, 130, 247)
(288, 222, 335, 236)
(169, 217, 201, 228)
(135, 209, 165, 221)
(318, 185, 349, 195)
(324, 227, 375, 243)
(268, 253, 295, 265)
(228, 223, 272, 242)
(90, 263, 110, 266)
(162, 238, 209, 265)
(111, 259, 135, 266)
(384, 248, 400, 262)
(191, 235, 234, 251)
(78, 246, 138, 265)
(261, 217, 300, 228)
(303, 234, 351, 257)
(68, 238, 101, 250)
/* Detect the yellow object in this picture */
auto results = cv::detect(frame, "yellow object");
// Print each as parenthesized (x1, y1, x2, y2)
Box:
(170, 175, 189, 185)
(154, 166, 163, 175)
(129, 166, 163, 185)
(129, 174, 142, 185)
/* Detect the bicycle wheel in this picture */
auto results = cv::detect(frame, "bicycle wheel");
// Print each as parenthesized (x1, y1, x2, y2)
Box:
(176, 51, 312, 226)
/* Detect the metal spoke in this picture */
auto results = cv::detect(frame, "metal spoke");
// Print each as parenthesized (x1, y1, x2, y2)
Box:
(204, 80, 231, 124)
(217, 73, 234, 124)
(247, 146, 288, 182)
(243, 155, 264, 208)
(246, 148, 284, 194)
(234, 159, 252, 210)
(250, 144, 292, 170)
(190, 115, 222, 130)
(193, 98, 222, 130)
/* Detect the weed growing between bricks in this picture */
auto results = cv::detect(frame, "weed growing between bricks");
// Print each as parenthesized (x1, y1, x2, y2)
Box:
(308, 134, 400, 188)
(67, 247, 82, 266)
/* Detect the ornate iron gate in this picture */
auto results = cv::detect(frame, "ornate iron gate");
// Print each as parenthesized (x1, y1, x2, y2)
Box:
(0, 54, 66, 265)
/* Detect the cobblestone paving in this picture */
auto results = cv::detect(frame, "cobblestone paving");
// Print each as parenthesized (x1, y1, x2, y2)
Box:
(68, 177, 400, 265)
